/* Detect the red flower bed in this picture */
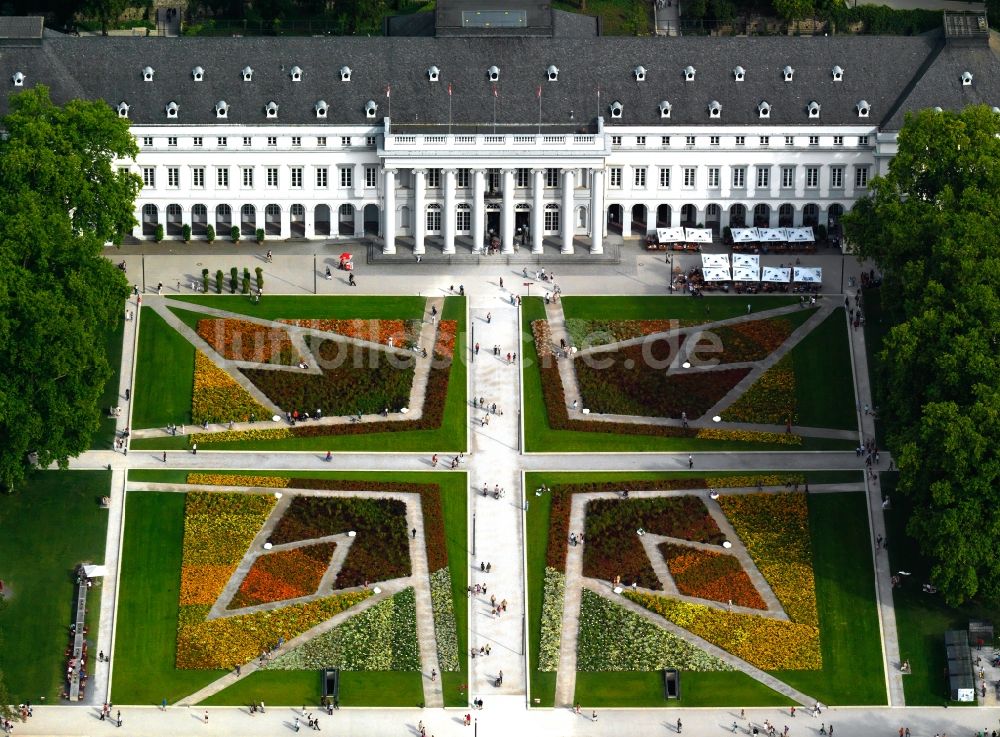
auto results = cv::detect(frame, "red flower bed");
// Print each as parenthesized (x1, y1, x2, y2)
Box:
(280, 319, 420, 347)
(686, 318, 794, 365)
(660, 543, 767, 609)
(197, 319, 296, 364)
(229, 542, 337, 609)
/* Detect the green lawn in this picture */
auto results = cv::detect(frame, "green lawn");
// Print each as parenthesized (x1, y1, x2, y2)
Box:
(167, 295, 426, 321)
(574, 670, 793, 708)
(522, 297, 856, 453)
(788, 308, 858, 431)
(862, 289, 890, 448)
(552, 0, 651, 34)
(93, 318, 126, 449)
(132, 307, 196, 429)
(770, 492, 886, 705)
(131, 297, 467, 452)
(0, 471, 110, 703)
(121, 471, 468, 707)
(560, 295, 799, 322)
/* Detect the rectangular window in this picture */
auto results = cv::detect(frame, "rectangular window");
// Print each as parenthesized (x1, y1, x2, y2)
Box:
(426, 208, 441, 232)
(756, 166, 770, 189)
(858, 135, 870, 146)
(833, 135, 843, 146)
(456, 208, 471, 232)
(427, 169, 441, 188)
(661, 136, 670, 147)
(830, 166, 844, 189)
(291, 136, 301, 147)
(216, 167, 229, 188)
(710, 136, 720, 146)
(192, 167, 205, 188)
(142, 167, 155, 187)
(633, 167, 646, 188)
(685, 135, 696, 146)
(806, 167, 819, 188)
(760, 136, 769, 147)
(659, 167, 670, 188)
(486, 169, 499, 191)
(516, 168, 530, 188)
(317, 136, 327, 147)
(366, 136, 376, 147)
(217, 136, 227, 147)
(683, 167, 696, 188)
(855, 166, 870, 188)
(781, 167, 795, 188)
(611, 135, 622, 147)
(266, 136, 277, 147)
(732, 167, 746, 189)
(544, 208, 560, 231)
(193, 136, 203, 147)
(142, 136, 153, 147)
(340, 136, 351, 147)
(290, 167, 302, 188)
(167, 167, 179, 188)
(241, 167, 253, 188)
(545, 168, 560, 187)
(168, 136, 177, 147)
(243, 136, 251, 147)
(365, 166, 377, 188)
(266, 167, 278, 188)
(785, 136, 794, 146)
(736, 136, 745, 146)
(316, 167, 328, 188)
(707, 167, 720, 188)
(456, 169, 470, 188)
(339, 167, 352, 188)
(636, 136, 646, 147)
(809, 135, 819, 146)
(609, 167, 622, 188)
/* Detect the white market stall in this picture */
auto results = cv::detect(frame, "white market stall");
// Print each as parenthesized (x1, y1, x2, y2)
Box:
(787, 227, 815, 243)
(732, 254, 760, 270)
(761, 266, 791, 283)
(702, 266, 732, 282)
(685, 228, 714, 244)
(732, 265, 760, 282)
(656, 227, 686, 243)
(701, 253, 730, 269)
(730, 228, 760, 244)
(793, 266, 823, 283)
(758, 228, 786, 243)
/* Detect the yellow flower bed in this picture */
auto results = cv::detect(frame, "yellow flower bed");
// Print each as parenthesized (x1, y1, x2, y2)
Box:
(722, 355, 798, 425)
(186, 473, 290, 488)
(191, 351, 274, 424)
(705, 475, 806, 488)
(189, 427, 292, 445)
(695, 428, 802, 446)
(625, 592, 821, 671)
(718, 493, 819, 626)
(180, 565, 235, 606)
(176, 591, 372, 669)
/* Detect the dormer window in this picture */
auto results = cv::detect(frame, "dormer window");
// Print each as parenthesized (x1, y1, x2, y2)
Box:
(428, 66, 440, 82)
(933, 106, 944, 113)
(265, 101, 279, 119)
(142, 66, 154, 82)
(758, 101, 771, 119)
(783, 65, 794, 82)
(192, 66, 204, 82)
(117, 101, 129, 118)
(488, 65, 500, 82)
(962, 71, 973, 86)
(365, 100, 378, 119)
(340, 66, 351, 82)
(216, 100, 229, 118)
(856, 100, 870, 118)
(12, 71, 25, 87)
(315, 100, 328, 119)
(832, 65, 844, 82)
(609, 101, 623, 119)
(634, 65, 646, 82)
(547, 65, 559, 82)
(684, 65, 696, 81)
(733, 66, 745, 82)
(708, 100, 721, 119)
(165, 101, 178, 119)
(659, 100, 672, 119)
(242, 66, 253, 82)
(807, 101, 820, 119)
(993, 106, 1000, 114)
(290, 66, 302, 82)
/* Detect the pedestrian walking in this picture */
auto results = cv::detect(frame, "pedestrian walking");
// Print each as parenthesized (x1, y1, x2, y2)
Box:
(747, 303, 752, 314)
(431, 668, 437, 681)
(294, 717, 300, 732)
(790, 706, 796, 717)
(486, 312, 492, 324)
(432, 454, 438, 467)
(592, 710, 598, 723)
(348, 273, 356, 286)
(475, 342, 480, 355)
(203, 711, 209, 724)
(499, 277, 504, 289)
(412, 527, 417, 538)
(677, 718, 683, 733)
(161, 698, 167, 711)
(192, 442, 197, 455)
(162, 451, 167, 463)
(688, 454, 694, 469)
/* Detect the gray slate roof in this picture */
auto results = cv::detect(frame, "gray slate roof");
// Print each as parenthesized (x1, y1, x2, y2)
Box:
(2, 32, 999, 129)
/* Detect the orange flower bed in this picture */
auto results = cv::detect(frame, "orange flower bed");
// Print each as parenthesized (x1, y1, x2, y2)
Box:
(281, 319, 420, 347)
(197, 319, 296, 363)
(434, 320, 457, 360)
(180, 564, 237, 606)
(229, 543, 336, 609)
(661, 543, 767, 610)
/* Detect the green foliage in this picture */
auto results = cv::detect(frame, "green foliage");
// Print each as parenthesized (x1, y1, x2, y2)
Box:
(773, 0, 814, 22)
(256, 228, 265, 243)
(825, 4, 941, 34)
(242, 268, 251, 295)
(202, 268, 210, 293)
(230, 267, 238, 294)
(0, 669, 13, 721)
(844, 105, 1000, 606)
(255, 267, 264, 290)
(206, 224, 216, 243)
(154, 224, 164, 242)
(82, 0, 130, 35)
(230, 226, 240, 242)
(182, 223, 192, 242)
(0, 86, 135, 490)
(215, 270, 224, 294)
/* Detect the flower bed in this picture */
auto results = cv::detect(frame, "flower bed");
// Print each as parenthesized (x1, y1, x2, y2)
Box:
(430, 568, 460, 671)
(434, 319, 457, 360)
(695, 428, 802, 445)
(186, 473, 290, 488)
(228, 542, 337, 609)
(269, 496, 410, 588)
(191, 352, 274, 424)
(721, 355, 798, 425)
(564, 319, 696, 349)
(280, 319, 421, 348)
(538, 567, 566, 672)
(197, 319, 297, 364)
(583, 496, 724, 588)
(267, 588, 419, 671)
(717, 493, 818, 626)
(624, 592, 821, 671)
(687, 317, 795, 365)
(577, 589, 732, 672)
(660, 543, 767, 609)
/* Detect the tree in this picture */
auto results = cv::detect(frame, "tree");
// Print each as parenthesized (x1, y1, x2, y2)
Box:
(83, 0, 130, 35)
(773, 0, 814, 22)
(0, 86, 137, 492)
(844, 105, 1000, 606)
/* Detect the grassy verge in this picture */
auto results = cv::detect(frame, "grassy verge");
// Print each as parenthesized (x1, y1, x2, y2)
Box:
(560, 295, 799, 322)
(862, 288, 889, 448)
(166, 295, 426, 321)
(132, 307, 195, 429)
(200, 670, 424, 708)
(575, 670, 793, 708)
(788, 308, 858, 431)
(0, 471, 110, 702)
(93, 318, 126, 449)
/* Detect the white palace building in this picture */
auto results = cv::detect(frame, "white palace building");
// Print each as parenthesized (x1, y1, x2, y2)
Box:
(1, 5, 999, 255)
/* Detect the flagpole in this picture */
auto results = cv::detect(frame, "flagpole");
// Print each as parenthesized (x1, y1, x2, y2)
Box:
(493, 90, 497, 134)
(537, 86, 542, 135)
(386, 83, 391, 120)
(448, 83, 453, 135)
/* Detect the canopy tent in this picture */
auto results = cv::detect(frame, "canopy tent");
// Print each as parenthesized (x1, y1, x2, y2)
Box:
(757, 228, 786, 243)
(702, 266, 732, 282)
(793, 266, 822, 283)
(82, 564, 108, 578)
(732, 254, 760, 270)
(761, 266, 791, 283)
(701, 253, 730, 269)
(656, 227, 687, 243)
(685, 228, 714, 244)
(730, 228, 759, 243)
(732, 266, 760, 282)
(787, 227, 815, 243)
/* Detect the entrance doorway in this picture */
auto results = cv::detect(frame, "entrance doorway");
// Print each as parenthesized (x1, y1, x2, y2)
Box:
(486, 211, 500, 236)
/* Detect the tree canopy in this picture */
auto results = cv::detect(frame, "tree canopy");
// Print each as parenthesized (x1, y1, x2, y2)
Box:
(0, 86, 138, 491)
(844, 104, 1000, 606)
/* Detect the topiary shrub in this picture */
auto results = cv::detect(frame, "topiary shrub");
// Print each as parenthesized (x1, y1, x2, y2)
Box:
(206, 224, 216, 243)
(231, 226, 240, 242)
(216, 269, 224, 293)
(230, 267, 238, 293)
(242, 268, 251, 294)
(182, 223, 192, 242)
(154, 224, 164, 242)
(256, 228, 265, 244)
(255, 267, 264, 291)
(202, 268, 209, 293)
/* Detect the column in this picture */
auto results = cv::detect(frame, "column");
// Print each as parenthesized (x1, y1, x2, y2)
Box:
(302, 205, 314, 239)
(532, 168, 545, 254)
(443, 168, 456, 254)
(590, 168, 604, 254)
(353, 163, 365, 200)
(279, 205, 290, 240)
(472, 169, 485, 252)
(382, 169, 396, 254)
(354, 207, 364, 238)
(561, 168, 575, 254)
(412, 168, 426, 255)
(501, 168, 515, 254)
